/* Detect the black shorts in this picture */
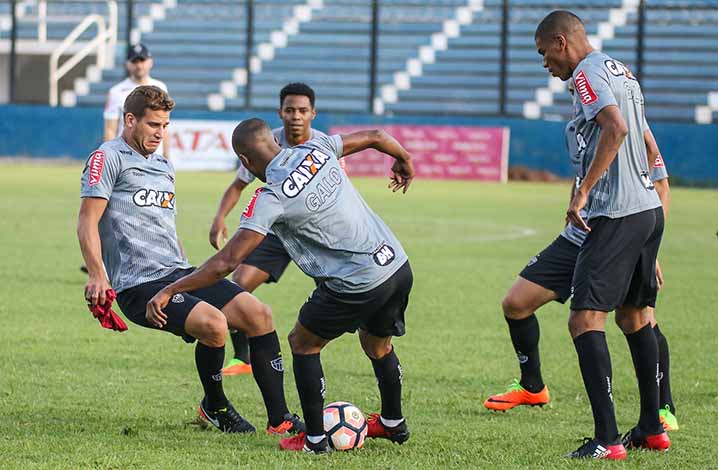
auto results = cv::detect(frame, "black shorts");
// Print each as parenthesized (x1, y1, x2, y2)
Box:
(299, 261, 413, 341)
(571, 207, 664, 312)
(243, 233, 292, 283)
(116, 268, 244, 343)
(519, 235, 580, 303)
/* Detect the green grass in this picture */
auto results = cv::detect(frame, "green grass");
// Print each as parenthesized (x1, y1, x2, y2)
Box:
(0, 164, 716, 469)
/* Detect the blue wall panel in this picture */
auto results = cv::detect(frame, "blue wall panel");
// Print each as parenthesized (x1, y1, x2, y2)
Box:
(1, 105, 715, 183)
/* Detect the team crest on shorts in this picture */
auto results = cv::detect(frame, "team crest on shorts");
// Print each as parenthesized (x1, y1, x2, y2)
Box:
(171, 294, 185, 304)
(527, 255, 539, 267)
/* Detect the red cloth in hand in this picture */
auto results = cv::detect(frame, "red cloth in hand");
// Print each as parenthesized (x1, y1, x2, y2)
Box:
(88, 289, 128, 332)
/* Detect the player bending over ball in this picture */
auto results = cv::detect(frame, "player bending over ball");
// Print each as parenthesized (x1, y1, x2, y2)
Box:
(147, 119, 415, 454)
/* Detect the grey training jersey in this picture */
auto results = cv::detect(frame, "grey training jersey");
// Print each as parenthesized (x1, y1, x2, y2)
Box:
(565, 51, 661, 221)
(80, 137, 191, 292)
(239, 134, 408, 293)
(235, 127, 328, 184)
(562, 158, 669, 246)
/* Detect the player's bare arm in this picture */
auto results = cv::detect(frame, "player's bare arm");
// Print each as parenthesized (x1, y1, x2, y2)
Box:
(210, 176, 249, 249)
(146, 228, 265, 327)
(567, 105, 628, 231)
(644, 128, 660, 171)
(77, 197, 111, 307)
(340, 129, 414, 193)
(103, 119, 118, 142)
(647, 127, 670, 217)
(162, 130, 171, 160)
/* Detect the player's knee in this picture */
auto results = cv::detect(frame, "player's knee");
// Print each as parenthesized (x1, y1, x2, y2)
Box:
(615, 308, 650, 334)
(502, 292, 530, 319)
(287, 328, 304, 353)
(200, 313, 228, 348)
(243, 302, 274, 337)
(363, 341, 392, 360)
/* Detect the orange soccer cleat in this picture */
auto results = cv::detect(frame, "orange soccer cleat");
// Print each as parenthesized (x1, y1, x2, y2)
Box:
(483, 379, 550, 411)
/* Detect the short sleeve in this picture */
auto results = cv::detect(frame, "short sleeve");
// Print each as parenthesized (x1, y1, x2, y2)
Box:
(236, 164, 256, 184)
(573, 64, 617, 121)
(650, 154, 669, 182)
(309, 134, 343, 159)
(80, 148, 121, 199)
(239, 188, 283, 236)
(103, 88, 121, 120)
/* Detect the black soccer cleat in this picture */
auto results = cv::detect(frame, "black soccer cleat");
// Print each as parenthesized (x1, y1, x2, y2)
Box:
(198, 399, 256, 433)
(566, 437, 627, 460)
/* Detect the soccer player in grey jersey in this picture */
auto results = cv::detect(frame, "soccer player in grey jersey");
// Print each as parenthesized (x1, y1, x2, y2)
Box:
(485, 81, 676, 430)
(78, 86, 304, 436)
(534, 11, 670, 459)
(147, 118, 415, 454)
(209, 83, 333, 376)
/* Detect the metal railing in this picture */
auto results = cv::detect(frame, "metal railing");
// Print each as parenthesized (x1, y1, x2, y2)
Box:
(5, 0, 718, 122)
(48, 1, 118, 106)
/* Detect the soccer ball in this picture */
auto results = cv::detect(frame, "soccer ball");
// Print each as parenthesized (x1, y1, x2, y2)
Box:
(323, 401, 368, 450)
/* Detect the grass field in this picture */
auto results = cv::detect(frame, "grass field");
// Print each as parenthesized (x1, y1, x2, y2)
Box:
(1, 164, 716, 469)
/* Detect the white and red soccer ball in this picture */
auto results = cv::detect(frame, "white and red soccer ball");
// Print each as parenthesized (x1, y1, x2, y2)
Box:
(323, 401, 367, 450)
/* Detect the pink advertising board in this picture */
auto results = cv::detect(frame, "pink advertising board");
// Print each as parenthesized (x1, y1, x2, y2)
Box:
(330, 125, 510, 182)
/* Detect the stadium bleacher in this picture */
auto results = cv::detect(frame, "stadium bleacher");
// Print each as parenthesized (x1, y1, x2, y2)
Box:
(9, 0, 716, 123)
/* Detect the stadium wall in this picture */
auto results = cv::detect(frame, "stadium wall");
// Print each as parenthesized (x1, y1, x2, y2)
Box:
(1, 104, 716, 184)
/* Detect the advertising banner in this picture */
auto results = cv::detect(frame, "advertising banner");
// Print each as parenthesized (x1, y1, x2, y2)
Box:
(169, 119, 237, 171)
(330, 125, 510, 182)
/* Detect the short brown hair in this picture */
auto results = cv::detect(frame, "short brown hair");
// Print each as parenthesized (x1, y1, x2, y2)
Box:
(123, 85, 175, 120)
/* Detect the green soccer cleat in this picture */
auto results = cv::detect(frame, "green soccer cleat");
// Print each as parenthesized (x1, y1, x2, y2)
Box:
(659, 405, 679, 431)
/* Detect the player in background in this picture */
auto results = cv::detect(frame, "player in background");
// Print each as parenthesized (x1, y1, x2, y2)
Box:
(209, 83, 344, 376)
(104, 44, 170, 158)
(484, 77, 677, 433)
(147, 119, 414, 454)
(78, 86, 303, 436)
(533, 11, 670, 459)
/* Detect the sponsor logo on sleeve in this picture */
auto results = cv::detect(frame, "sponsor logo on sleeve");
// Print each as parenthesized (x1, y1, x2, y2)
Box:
(87, 151, 106, 186)
(132, 189, 176, 209)
(281, 150, 332, 198)
(653, 154, 665, 168)
(242, 188, 263, 218)
(574, 70, 598, 105)
(372, 244, 396, 266)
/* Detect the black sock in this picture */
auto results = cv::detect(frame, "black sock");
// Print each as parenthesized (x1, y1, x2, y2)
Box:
(248, 331, 290, 426)
(573, 331, 619, 444)
(293, 353, 326, 436)
(195, 342, 228, 410)
(369, 347, 403, 420)
(506, 314, 544, 393)
(625, 324, 662, 434)
(653, 324, 675, 414)
(230, 329, 251, 364)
